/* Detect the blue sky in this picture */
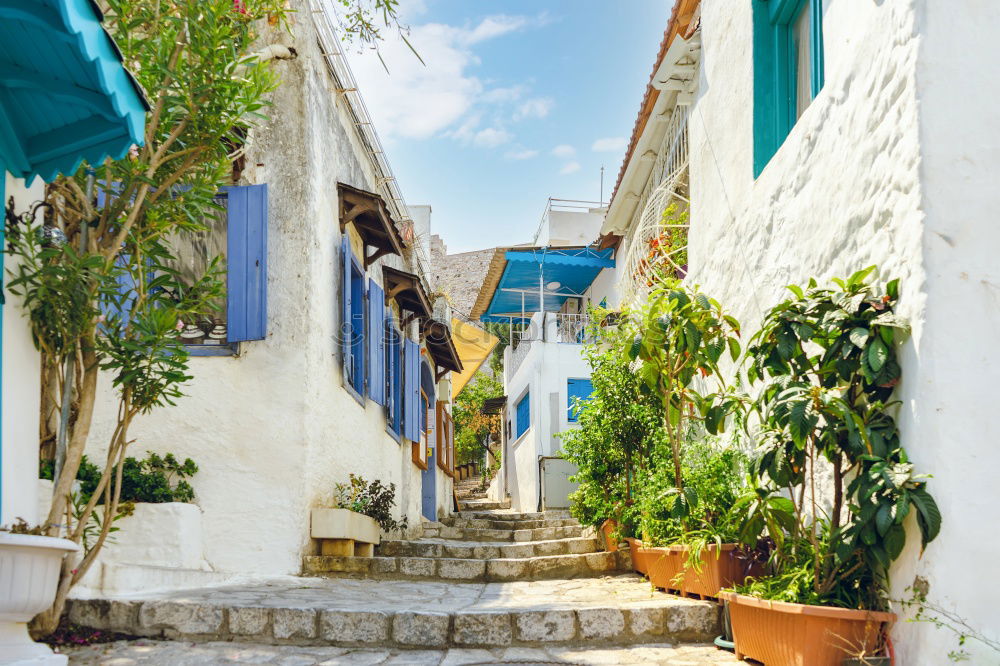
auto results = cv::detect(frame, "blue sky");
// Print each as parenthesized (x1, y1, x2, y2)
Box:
(346, 1, 670, 253)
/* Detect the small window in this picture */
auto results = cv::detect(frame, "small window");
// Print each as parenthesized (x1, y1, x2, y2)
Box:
(752, 0, 825, 176)
(148, 184, 268, 353)
(515, 392, 530, 439)
(567, 378, 594, 423)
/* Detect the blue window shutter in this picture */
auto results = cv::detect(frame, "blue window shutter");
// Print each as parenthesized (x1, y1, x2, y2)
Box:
(367, 279, 386, 405)
(100, 253, 137, 333)
(567, 378, 594, 422)
(225, 184, 268, 341)
(403, 339, 420, 441)
(516, 392, 530, 438)
(341, 236, 352, 384)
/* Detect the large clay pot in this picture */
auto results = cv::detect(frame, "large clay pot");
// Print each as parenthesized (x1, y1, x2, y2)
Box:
(720, 591, 895, 666)
(648, 543, 761, 600)
(0, 533, 79, 665)
(625, 537, 650, 575)
(600, 519, 619, 552)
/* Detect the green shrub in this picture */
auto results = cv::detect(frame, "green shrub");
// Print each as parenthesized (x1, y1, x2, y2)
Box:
(43, 452, 198, 504)
(333, 474, 408, 533)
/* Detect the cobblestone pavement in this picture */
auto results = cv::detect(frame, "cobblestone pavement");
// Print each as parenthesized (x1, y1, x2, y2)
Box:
(62, 639, 742, 665)
(73, 574, 696, 612)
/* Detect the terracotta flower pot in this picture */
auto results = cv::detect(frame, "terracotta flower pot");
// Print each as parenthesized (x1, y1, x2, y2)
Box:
(625, 537, 650, 575)
(647, 543, 761, 600)
(600, 519, 619, 552)
(646, 546, 683, 593)
(719, 592, 895, 666)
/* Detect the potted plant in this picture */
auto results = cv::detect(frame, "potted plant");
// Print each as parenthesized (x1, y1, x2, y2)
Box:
(0, 521, 79, 662)
(633, 437, 760, 599)
(722, 269, 941, 666)
(311, 475, 408, 557)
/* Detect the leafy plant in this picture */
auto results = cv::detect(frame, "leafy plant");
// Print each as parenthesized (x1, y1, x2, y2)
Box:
(452, 373, 504, 465)
(625, 281, 743, 522)
(333, 474, 408, 534)
(740, 267, 940, 610)
(560, 311, 666, 531)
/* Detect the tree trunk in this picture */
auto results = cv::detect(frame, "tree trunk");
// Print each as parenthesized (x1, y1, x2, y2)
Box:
(45, 348, 98, 535)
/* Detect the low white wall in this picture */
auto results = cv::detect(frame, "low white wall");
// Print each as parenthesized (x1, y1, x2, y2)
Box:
(1, 173, 43, 528)
(98, 503, 207, 570)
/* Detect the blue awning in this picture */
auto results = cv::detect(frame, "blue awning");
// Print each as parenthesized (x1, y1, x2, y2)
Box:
(0, 0, 149, 183)
(476, 247, 615, 322)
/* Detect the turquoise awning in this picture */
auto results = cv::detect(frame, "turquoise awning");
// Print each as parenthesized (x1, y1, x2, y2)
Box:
(475, 247, 615, 322)
(0, 0, 149, 184)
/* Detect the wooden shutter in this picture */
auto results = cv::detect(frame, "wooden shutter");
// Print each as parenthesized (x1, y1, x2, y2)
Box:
(225, 184, 268, 341)
(340, 236, 352, 383)
(516, 392, 530, 438)
(567, 378, 594, 422)
(367, 279, 386, 405)
(403, 339, 420, 441)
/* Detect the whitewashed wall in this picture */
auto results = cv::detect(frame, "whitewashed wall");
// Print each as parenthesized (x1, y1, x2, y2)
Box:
(86, 3, 446, 579)
(1, 174, 44, 527)
(684, 0, 1000, 662)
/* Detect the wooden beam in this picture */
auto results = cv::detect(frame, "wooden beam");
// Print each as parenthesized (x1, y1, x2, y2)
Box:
(364, 245, 393, 268)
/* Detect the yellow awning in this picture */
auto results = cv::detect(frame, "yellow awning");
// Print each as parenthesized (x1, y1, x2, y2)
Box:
(450, 318, 499, 399)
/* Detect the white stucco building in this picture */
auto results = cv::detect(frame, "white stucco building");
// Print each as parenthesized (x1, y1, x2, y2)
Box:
(79, 1, 462, 593)
(470, 201, 612, 513)
(593, 1, 1000, 663)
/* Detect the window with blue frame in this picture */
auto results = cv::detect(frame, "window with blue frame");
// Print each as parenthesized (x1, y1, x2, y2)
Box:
(752, 0, 825, 177)
(567, 378, 594, 423)
(515, 392, 530, 439)
(341, 237, 366, 395)
(107, 184, 268, 353)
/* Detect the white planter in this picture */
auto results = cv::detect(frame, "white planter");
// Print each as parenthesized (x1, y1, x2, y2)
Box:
(0, 533, 78, 665)
(310, 508, 381, 557)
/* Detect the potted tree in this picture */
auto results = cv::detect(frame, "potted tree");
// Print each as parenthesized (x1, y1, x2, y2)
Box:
(625, 282, 750, 598)
(721, 268, 941, 666)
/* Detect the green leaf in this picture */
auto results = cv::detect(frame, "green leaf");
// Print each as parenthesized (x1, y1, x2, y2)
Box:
(875, 502, 893, 536)
(727, 337, 741, 362)
(910, 487, 942, 549)
(884, 524, 906, 560)
(886, 278, 900, 301)
(849, 327, 870, 349)
(867, 338, 889, 372)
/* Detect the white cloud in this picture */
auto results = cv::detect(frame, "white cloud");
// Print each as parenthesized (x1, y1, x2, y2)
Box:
(514, 97, 553, 121)
(348, 14, 549, 146)
(552, 144, 576, 158)
(505, 148, 539, 160)
(559, 161, 581, 175)
(591, 137, 627, 152)
(473, 128, 512, 148)
(463, 15, 530, 45)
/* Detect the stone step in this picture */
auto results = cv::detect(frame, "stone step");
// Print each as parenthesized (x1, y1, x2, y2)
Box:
(376, 536, 600, 560)
(459, 500, 509, 511)
(423, 524, 585, 543)
(302, 551, 629, 582)
(458, 510, 570, 522)
(441, 516, 579, 531)
(67, 576, 720, 650)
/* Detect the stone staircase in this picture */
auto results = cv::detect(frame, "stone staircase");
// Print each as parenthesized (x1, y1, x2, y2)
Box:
(302, 478, 629, 582)
(66, 476, 724, 655)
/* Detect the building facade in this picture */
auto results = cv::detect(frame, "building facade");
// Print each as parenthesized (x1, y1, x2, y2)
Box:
(594, 1, 1000, 663)
(471, 201, 612, 513)
(80, 0, 462, 592)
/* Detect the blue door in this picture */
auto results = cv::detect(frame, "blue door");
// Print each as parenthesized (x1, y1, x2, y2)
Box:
(421, 396, 437, 521)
